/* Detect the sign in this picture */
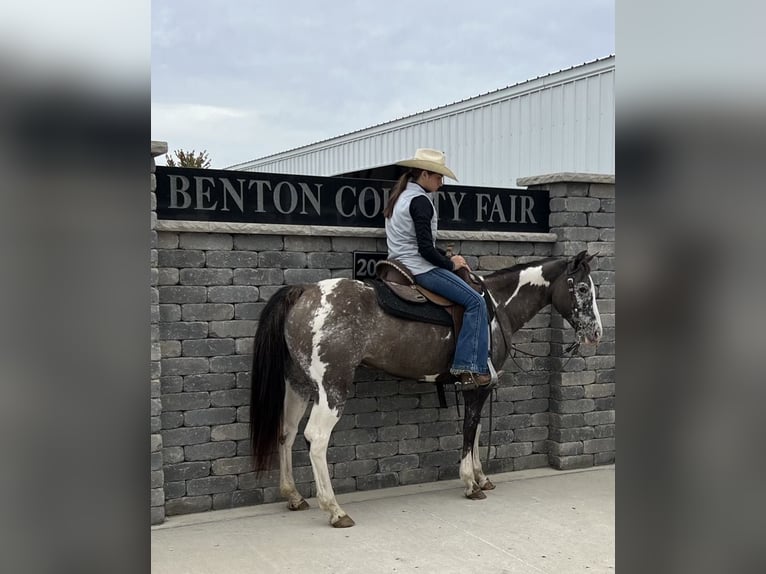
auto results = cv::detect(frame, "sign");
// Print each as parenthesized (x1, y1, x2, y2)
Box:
(353, 251, 388, 280)
(155, 166, 549, 233)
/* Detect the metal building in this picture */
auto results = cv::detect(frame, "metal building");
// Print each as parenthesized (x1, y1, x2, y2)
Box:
(229, 56, 614, 187)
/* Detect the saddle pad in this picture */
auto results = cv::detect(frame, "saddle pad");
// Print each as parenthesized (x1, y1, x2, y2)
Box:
(369, 279, 452, 327)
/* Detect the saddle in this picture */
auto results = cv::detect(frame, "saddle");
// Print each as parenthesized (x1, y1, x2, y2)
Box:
(374, 259, 484, 340)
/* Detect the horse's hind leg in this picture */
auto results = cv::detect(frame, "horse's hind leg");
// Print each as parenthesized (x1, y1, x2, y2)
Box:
(304, 390, 353, 528)
(472, 423, 495, 491)
(280, 381, 310, 511)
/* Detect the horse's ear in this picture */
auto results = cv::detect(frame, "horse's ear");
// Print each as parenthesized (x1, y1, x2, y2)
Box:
(585, 252, 595, 263)
(568, 250, 588, 272)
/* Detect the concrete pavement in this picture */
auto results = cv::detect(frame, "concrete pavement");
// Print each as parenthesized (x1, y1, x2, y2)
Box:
(152, 465, 614, 573)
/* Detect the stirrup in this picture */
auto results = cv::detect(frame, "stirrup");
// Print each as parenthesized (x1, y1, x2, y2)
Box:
(454, 372, 495, 391)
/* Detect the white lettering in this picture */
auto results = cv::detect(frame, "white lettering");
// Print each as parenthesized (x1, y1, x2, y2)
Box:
(273, 181, 298, 214)
(358, 186, 381, 218)
(336, 185, 356, 217)
(194, 176, 218, 210)
(476, 194, 491, 222)
(448, 192, 467, 221)
(521, 195, 536, 224)
(299, 183, 322, 215)
(168, 175, 191, 209)
(220, 178, 245, 212)
(489, 195, 507, 222)
(248, 180, 270, 213)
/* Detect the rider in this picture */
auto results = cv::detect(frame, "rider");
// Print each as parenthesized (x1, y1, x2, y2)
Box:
(383, 148, 492, 388)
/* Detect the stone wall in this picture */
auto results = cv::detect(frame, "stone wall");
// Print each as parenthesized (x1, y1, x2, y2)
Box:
(149, 146, 615, 522)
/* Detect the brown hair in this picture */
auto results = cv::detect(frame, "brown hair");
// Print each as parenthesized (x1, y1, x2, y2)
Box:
(383, 168, 425, 218)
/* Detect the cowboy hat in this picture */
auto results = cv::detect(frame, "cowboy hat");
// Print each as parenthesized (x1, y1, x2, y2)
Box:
(396, 148, 458, 181)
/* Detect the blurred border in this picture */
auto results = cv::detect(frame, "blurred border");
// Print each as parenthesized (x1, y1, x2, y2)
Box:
(618, 1, 766, 572)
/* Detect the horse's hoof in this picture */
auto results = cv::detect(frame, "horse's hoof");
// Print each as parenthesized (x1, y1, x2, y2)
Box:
(288, 499, 310, 511)
(466, 488, 487, 500)
(481, 479, 496, 491)
(332, 515, 355, 528)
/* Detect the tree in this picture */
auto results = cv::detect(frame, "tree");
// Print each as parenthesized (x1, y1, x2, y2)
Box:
(165, 149, 212, 168)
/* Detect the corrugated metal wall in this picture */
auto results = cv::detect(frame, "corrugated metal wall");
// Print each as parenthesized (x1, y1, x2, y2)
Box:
(230, 56, 614, 187)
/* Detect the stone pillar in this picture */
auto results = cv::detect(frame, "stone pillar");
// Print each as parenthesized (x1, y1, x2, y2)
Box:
(517, 173, 615, 470)
(151, 141, 168, 524)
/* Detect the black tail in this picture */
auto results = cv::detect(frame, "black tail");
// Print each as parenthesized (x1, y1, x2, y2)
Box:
(250, 285, 305, 471)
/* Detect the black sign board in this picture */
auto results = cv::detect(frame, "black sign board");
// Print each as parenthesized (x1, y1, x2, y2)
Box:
(155, 166, 549, 233)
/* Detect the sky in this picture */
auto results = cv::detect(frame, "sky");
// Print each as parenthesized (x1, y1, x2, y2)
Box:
(151, 1, 614, 169)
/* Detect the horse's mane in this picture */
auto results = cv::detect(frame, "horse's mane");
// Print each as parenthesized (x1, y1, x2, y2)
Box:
(484, 257, 561, 279)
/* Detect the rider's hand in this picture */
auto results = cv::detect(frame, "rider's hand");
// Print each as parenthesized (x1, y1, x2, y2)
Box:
(451, 255, 468, 271)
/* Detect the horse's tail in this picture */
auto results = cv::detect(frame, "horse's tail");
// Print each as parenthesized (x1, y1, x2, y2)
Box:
(250, 284, 305, 471)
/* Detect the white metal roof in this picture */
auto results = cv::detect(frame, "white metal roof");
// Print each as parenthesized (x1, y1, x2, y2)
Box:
(229, 56, 615, 187)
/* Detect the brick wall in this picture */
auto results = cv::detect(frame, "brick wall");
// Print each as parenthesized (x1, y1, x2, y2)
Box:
(150, 154, 615, 521)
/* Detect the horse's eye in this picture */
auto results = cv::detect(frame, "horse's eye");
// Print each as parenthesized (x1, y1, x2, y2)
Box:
(577, 284, 589, 295)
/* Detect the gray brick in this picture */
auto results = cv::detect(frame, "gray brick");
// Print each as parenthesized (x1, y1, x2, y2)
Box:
(586, 356, 615, 370)
(308, 252, 352, 269)
(284, 269, 331, 284)
(210, 389, 250, 407)
(496, 442, 534, 458)
(210, 355, 251, 373)
(158, 268, 179, 285)
(459, 240, 499, 255)
(209, 320, 257, 338)
(588, 212, 614, 228)
(565, 197, 601, 212)
(161, 358, 209, 376)
(158, 250, 205, 268)
(184, 373, 235, 392)
(259, 251, 306, 268)
(184, 408, 236, 426)
(555, 227, 601, 242)
(164, 481, 185, 500)
(514, 427, 548, 442)
(497, 386, 532, 402)
(355, 411, 398, 428)
(584, 410, 615, 425)
(163, 446, 184, 464)
(208, 286, 259, 303)
(160, 340, 181, 358)
(182, 338, 235, 357)
(549, 212, 587, 226)
(378, 396, 419, 411)
(513, 399, 549, 414)
(331, 269, 353, 279)
(158, 232, 179, 249)
(160, 375, 184, 394)
(356, 442, 398, 459)
(162, 426, 210, 447)
(259, 286, 285, 301)
(284, 236, 332, 251)
(187, 476, 237, 496)
(210, 456, 254, 475)
(550, 454, 593, 470)
(233, 268, 284, 285)
(151, 451, 163, 471)
(184, 441, 237, 461)
(547, 441, 583, 456)
(379, 454, 419, 472)
(206, 251, 260, 268)
(550, 427, 595, 442)
(162, 392, 210, 411)
(161, 412, 183, 430)
(421, 450, 461, 467)
(398, 409, 439, 424)
(355, 381, 399, 397)
(399, 467, 438, 485)
(164, 462, 210, 482)
(356, 473, 398, 491)
(551, 386, 585, 400)
(211, 423, 249, 441)
(233, 235, 283, 250)
(159, 286, 207, 304)
(595, 424, 615, 438)
(514, 454, 549, 470)
(420, 421, 460, 437)
(493, 414, 532, 430)
(159, 304, 181, 322)
(181, 304, 234, 323)
(334, 459, 377, 479)
(233, 303, 266, 320)
(327, 446, 356, 463)
(551, 371, 596, 386)
(179, 233, 232, 250)
(551, 398, 596, 414)
(235, 338, 253, 355)
(584, 383, 615, 398)
(179, 269, 233, 285)
(378, 425, 418, 441)
(165, 496, 212, 515)
(439, 435, 464, 450)
(332, 237, 377, 251)
(331, 428, 376, 447)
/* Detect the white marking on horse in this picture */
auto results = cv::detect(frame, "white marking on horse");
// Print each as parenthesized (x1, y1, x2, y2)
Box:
(590, 277, 603, 338)
(309, 279, 344, 413)
(504, 266, 549, 306)
(421, 374, 441, 382)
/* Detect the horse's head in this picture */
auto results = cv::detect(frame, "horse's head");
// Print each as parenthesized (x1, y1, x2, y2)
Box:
(551, 251, 603, 345)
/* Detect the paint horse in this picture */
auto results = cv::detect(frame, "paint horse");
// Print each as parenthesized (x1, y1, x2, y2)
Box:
(249, 251, 602, 527)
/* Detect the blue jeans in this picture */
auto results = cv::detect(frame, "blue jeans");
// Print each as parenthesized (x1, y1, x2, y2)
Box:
(415, 267, 489, 375)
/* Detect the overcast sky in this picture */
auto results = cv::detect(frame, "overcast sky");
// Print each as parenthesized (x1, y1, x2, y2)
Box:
(151, 1, 614, 168)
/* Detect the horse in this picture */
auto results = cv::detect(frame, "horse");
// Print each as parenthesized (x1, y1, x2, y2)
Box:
(249, 250, 603, 527)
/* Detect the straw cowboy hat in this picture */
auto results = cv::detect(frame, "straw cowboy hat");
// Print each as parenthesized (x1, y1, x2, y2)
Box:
(396, 148, 458, 181)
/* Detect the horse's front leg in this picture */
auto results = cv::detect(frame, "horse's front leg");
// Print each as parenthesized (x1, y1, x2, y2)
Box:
(471, 422, 495, 491)
(461, 389, 488, 499)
